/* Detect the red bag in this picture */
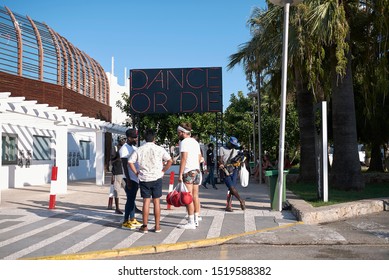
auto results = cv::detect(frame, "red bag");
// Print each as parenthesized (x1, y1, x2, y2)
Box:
(178, 182, 193, 206)
(180, 191, 193, 205)
(166, 189, 182, 207)
(172, 192, 182, 207)
(166, 182, 193, 207)
(166, 190, 178, 206)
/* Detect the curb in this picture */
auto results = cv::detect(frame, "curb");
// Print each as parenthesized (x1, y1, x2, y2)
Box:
(289, 198, 389, 224)
(21, 222, 303, 260)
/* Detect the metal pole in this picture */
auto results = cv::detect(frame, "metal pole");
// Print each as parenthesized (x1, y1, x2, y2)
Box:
(322, 102, 328, 202)
(257, 72, 263, 184)
(276, 2, 290, 211)
(252, 97, 256, 165)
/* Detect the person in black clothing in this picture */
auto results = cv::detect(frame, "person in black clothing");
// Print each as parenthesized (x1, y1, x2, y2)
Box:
(108, 136, 126, 214)
(202, 143, 217, 189)
(218, 136, 246, 212)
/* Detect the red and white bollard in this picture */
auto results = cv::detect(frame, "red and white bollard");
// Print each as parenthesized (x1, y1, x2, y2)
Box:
(167, 171, 175, 210)
(49, 166, 58, 209)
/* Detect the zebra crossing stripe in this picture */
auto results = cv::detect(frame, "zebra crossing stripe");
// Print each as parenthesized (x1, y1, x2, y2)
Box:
(206, 211, 224, 239)
(0, 218, 69, 248)
(113, 231, 145, 249)
(113, 215, 167, 249)
(62, 227, 117, 254)
(4, 219, 92, 259)
(0, 212, 57, 234)
(161, 218, 187, 244)
(244, 210, 257, 232)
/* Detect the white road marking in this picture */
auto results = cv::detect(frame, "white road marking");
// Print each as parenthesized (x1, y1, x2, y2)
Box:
(62, 227, 117, 254)
(207, 210, 225, 238)
(245, 209, 257, 232)
(4, 220, 92, 259)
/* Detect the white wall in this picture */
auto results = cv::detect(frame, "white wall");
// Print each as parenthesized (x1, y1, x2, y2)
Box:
(106, 71, 129, 125)
(67, 131, 97, 181)
(0, 124, 54, 189)
(1, 124, 100, 189)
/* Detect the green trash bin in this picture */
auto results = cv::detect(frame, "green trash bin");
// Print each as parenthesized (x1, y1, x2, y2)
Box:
(265, 169, 289, 210)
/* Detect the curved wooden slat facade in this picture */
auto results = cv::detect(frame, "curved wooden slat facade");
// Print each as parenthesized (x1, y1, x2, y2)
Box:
(0, 6, 111, 121)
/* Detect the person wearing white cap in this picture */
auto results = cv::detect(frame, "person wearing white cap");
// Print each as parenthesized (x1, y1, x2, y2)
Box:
(218, 136, 246, 212)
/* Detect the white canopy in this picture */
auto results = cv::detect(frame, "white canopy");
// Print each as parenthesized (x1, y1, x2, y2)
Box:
(0, 92, 127, 134)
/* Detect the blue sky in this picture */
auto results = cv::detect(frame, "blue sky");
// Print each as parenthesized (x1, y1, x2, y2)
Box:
(1, 0, 267, 110)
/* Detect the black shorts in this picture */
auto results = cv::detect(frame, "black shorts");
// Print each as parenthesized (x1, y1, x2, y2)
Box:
(139, 178, 163, 199)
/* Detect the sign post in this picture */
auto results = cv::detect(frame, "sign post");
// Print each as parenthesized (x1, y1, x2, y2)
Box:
(314, 102, 328, 202)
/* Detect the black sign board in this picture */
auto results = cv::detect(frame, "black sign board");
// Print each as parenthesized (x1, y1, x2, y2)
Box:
(130, 67, 222, 114)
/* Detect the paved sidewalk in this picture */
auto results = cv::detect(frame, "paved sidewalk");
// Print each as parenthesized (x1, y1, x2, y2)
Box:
(0, 174, 297, 260)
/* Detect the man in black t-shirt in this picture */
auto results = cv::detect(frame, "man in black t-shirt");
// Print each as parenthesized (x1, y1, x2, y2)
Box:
(107, 136, 126, 214)
(202, 143, 217, 189)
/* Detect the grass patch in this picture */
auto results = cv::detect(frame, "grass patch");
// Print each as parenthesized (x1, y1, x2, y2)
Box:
(287, 182, 389, 207)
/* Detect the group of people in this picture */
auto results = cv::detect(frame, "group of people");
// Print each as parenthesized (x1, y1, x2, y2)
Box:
(108, 129, 144, 229)
(107, 123, 247, 233)
(109, 128, 172, 233)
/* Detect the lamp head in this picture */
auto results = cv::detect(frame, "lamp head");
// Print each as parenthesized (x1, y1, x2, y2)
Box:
(269, 0, 302, 6)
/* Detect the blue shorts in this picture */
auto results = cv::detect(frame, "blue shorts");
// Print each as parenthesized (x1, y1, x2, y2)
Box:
(139, 178, 163, 199)
(223, 168, 238, 189)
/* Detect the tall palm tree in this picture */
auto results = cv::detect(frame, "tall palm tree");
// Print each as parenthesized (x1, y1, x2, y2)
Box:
(308, 0, 365, 190)
(352, 0, 389, 172)
(228, 5, 319, 183)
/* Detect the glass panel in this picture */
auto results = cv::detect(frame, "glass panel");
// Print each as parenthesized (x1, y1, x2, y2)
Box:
(33, 135, 51, 160)
(1, 134, 18, 164)
(79, 140, 91, 160)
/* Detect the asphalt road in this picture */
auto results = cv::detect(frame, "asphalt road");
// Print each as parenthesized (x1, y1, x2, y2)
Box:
(113, 211, 389, 260)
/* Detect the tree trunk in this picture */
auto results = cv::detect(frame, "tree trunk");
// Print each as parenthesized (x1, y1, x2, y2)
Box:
(329, 48, 365, 191)
(295, 66, 316, 183)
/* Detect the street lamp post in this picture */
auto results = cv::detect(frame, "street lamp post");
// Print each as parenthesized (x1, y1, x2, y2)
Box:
(269, 0, 302, 211)
(256, 73, 262, 184)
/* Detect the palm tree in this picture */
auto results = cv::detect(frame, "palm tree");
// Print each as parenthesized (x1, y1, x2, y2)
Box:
(307, 0, 365, 190)
(352, 0, 389, 172)
(228, 4, 318, 183)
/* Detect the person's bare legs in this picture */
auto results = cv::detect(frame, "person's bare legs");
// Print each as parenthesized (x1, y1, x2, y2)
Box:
(178, 183, 196, 229)
(153, 197, 161, 230)
(193, 184, 200, 213)
(192, 184, 201, 225)
(185, 183, 195, 216)
(142, 198, 150, 226)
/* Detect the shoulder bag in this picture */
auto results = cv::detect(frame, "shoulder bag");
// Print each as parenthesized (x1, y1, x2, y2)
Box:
(239, 162, 249, 187)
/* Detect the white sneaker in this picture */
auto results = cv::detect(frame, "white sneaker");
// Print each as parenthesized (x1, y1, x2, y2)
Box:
(187, 216, 202, 221)
(178, 223, 196, 229)
(195, 217, 202, 227)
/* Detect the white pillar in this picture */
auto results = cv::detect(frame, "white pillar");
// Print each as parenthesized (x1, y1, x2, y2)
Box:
(0, 121, 2, 204)
(276, 2, 291, 211)
(321, 102, 328, 202)
(54, 125, 68, 194)
(96, 131, 105, 186)
(0, 121, 2, 169)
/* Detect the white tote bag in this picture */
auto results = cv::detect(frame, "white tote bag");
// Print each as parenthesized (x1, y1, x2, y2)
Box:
(239, 162, 249, 187)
